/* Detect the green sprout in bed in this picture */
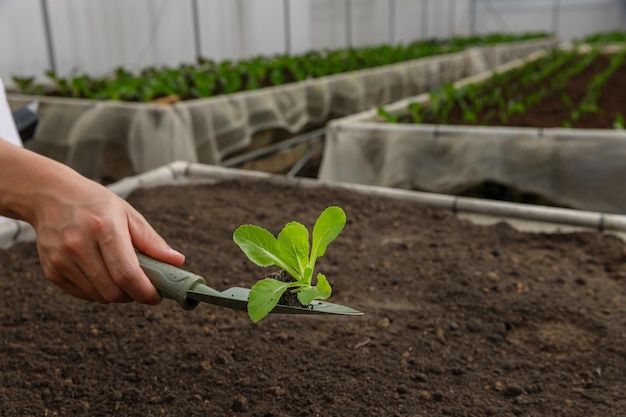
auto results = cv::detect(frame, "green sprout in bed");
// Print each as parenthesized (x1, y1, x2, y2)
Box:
(233, 206, 346, 322)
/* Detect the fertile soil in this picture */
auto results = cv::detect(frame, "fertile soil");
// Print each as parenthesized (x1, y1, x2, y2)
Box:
(3, 179, 626, 416)
(496, 54, 626, 129)
(405, 54, 626, 129)
(388, 53, 626, 207)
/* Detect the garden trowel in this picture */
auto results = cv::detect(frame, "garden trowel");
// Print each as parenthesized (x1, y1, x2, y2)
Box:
(137, 252, 363, 316)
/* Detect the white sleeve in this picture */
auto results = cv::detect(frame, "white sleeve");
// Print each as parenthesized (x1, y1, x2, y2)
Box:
(0, 77, 23, 224)
(0, 77, 23, 147)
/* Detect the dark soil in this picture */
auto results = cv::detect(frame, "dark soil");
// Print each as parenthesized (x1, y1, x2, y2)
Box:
(397, 53, 626, 207)
(3, 179, 626, 416)
(406, 54, 626, 129)
(268, 270, 307, 308)
(497, 54, 626, 129)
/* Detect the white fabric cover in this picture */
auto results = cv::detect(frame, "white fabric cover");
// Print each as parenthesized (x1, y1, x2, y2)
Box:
(0, 77, 23, 224)
(0, 78, 21, 147)
(318, 43, 626, 214)
(319, 121, 626, 214)
(7, 38, 555, 182)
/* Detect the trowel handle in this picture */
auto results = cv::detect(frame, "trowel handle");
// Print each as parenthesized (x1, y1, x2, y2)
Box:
(137, 252, 206, 310)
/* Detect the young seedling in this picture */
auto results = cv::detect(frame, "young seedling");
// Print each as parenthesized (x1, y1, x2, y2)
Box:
(377, 107, 399, 123)
(233, 206, 346, 322)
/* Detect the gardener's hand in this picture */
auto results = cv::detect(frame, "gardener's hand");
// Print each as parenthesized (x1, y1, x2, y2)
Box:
(34, 188, 185, 304)
(0, 140, 185, 304)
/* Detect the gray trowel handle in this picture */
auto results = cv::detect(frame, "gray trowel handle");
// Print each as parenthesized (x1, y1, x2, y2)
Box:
(137, 252, 206, 310)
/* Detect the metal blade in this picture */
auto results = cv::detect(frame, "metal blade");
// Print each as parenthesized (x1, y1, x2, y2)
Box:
(186, 284, 363, 316)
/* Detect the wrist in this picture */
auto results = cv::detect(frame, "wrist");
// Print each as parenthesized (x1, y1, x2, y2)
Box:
(0, 141, 83, 224)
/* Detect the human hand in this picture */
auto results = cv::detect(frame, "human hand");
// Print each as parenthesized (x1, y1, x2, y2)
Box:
(0, 140, 184, 304)
(32, 180, 185, 304)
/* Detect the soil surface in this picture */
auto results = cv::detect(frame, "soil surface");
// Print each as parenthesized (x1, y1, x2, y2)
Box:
(496, 54, 626, 129)
(405, 54, 626, 129)
(388, 53, 626, 208)
(3, 179, 626, 416)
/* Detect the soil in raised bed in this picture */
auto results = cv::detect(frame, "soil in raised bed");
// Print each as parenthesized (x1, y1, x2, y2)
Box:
(399, 53, 626, 207)
(3, 179, 626, 416)
(407, 54, 626, 129)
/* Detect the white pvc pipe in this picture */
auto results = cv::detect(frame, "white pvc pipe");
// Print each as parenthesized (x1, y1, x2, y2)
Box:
(3, 161, 626, 249)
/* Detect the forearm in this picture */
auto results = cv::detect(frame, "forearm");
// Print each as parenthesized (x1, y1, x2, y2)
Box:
(0, 139, 90, 224)
(0, 138, 185, 304)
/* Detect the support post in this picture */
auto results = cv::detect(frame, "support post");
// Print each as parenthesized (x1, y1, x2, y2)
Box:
(469, 0, 477, 35)
(283, 0, 292, 54)
(345, 0, 353, 48)
(191, 0, 202, 61)
(389, 0, 396, 44)
(421, 0, 429, 39)
(449, 0, 456, 36)
(551, 0, 560, 36)
(40, 0, 57, 73)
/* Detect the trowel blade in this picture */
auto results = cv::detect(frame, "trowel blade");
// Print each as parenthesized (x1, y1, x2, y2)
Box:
(186, 285, 363, 316)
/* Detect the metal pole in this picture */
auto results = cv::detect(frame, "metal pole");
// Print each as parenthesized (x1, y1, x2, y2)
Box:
(469, 0, 477, 35)
(449, 0, 456, 36)
(346, 0, 352, 48)
(389, 0, 396, 44)
(191, 0, 202, 61)
(283, 0, 291, 54)
(40, 0, 57, 73)
(421, 0, 429, 39)
(551, 0, 560, 36)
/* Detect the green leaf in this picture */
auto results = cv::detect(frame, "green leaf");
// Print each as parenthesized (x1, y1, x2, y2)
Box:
(408, 102, 423, 123)
(233, 205, 347, 322)
(277, 221, 309, 280)
(297, 273, 332, 305)
(307, 206, 346, 281)
(233, 225, 294, 275)
(377, 107, 399, 123)
(11, 76, 35, 93)
(248, 278, 295, 322)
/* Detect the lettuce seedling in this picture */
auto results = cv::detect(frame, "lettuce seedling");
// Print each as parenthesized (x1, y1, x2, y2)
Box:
(233, 206, 346, 322)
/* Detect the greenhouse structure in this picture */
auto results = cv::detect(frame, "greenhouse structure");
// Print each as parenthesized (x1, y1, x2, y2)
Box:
(2, 1, 626, 416)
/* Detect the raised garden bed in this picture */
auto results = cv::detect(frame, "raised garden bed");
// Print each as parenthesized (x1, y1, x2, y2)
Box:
(377, 45, 626, 129)
(7, 36, 554, 183)
(319, 44, 626, 214)
(2, 163, 626, 416)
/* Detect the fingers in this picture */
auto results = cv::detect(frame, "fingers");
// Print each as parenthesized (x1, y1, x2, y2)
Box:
(98, 229, 162, 305)
(126, 202, 185, 266)
(95, 201, 185, 305)
(54, 274, 133, 304)
(33, 185, 182, 305)
(52, 278, 94, 302)
(78, 245, 135, 304)
(38, 240, 134, 304)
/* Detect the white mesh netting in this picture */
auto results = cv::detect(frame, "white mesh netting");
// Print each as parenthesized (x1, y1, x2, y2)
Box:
(8, 38, 555, 181)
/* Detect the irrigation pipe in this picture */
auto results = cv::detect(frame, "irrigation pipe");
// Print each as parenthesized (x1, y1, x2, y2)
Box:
(221, 127, 326, 167)
(286, 137, 324, 178)
(3, 161, 626, 249)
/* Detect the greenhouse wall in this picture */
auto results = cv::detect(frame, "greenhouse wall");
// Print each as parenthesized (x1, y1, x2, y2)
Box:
(0, 0, 624, 83)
